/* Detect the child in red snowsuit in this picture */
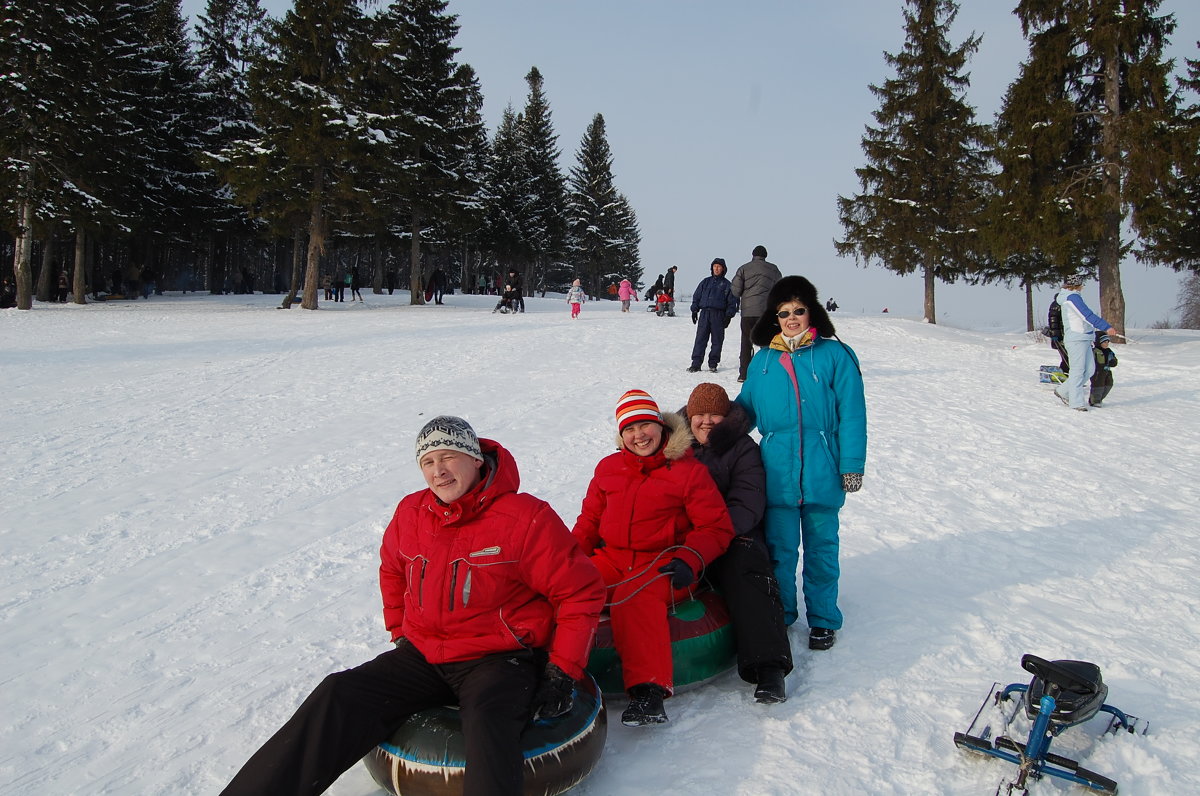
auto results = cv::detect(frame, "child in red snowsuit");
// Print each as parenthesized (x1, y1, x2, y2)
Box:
(572, 389, 734, 726)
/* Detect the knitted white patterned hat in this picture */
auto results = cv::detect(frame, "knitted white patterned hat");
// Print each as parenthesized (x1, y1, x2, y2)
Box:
(415, 416, 483, 463)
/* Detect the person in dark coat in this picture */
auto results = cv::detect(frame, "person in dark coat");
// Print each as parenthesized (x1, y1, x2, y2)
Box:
(350, 265, 364, 302)
(663, 266, 679, 317)
(429, 268, 446, 304)
(730, 245, 782, 383)
(1089, 332, 1118, 407)
(645, 274, 665, 302)
(678, 382, 793, 703)
(506, 269, 524, 312)
(688, 258, 739, 373)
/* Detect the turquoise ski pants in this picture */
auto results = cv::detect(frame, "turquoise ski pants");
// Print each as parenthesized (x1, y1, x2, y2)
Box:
(763, 503, 842, 630)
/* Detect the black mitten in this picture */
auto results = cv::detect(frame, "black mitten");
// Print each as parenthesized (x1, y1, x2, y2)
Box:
(531, 662, 574, 720)
(658, 558, 694, 589)
(691, 311, 698, 324)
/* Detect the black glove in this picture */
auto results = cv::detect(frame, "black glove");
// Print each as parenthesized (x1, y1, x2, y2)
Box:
(658, 557, 694, 589)
(530, 662, 574, 720)
(691, 311, 698, 324)
(841, 473, 863, 493)
(724, 316, 732, 328)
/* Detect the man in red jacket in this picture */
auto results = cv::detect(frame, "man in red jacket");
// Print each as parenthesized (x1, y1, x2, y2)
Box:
(222, 417, 605, 796)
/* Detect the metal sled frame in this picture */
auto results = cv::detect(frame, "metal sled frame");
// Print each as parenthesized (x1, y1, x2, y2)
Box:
(954, 654, 1143, 794)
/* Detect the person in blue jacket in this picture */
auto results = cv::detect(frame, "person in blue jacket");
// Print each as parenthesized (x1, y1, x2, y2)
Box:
(688, 258, 739, 373)
(735, 275, 866, 651)
(1053, 271, 1116, 412)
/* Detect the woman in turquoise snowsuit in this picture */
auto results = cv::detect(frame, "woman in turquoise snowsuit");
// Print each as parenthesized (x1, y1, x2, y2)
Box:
(735, 276, 866, 651)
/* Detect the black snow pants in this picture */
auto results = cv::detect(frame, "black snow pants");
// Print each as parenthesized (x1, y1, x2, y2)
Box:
(220, 642, 539, 796)
(706, 533, 794, 682)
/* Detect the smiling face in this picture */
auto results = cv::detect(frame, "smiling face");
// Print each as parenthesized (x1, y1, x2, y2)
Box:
(775, 299, 811, 337)
(689, 412, 725, 445)
(620, 420, 664, 457)
(419, 450, 483, 503)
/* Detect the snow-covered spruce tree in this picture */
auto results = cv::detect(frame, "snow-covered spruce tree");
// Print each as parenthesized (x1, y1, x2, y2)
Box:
(567, 113, 624, 298)
(998, 0, 1180, 340)
(194, 0, 271, 293)
(835, 0, 991, 324)
(0, 0, 104, 308)
(483, 104, 533, 287)
(222, 0, 368, 309)
(519, 66, 568, 296)
(441, 63, 491, 293)
(1139, 47, 1200, 274)
(357, 0, 471, 305)
(124, 0, 217, 292)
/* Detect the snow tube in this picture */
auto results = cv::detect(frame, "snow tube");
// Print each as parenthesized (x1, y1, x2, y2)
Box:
(586, 589, 736, 696)
(362, 672, 606, 796)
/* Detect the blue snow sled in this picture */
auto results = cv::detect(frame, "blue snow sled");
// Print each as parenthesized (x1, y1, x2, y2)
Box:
(954, 654, 1146, 794)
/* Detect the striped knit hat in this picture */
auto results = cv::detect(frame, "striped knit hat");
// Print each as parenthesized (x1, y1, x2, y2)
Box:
(415, 416, 484, 463)
(615, 389, 663, 432)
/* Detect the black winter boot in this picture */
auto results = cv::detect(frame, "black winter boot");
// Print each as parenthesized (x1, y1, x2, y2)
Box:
(808, 627, 836, 651)
(621, 683, 669, 726)
(753, 666, 787, 704)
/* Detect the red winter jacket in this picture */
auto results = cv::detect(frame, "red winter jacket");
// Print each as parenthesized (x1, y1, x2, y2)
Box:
(379, 439, 605, 680)
(572, 413, 734, 579)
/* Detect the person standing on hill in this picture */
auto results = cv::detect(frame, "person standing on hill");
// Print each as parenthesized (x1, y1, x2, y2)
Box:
(1053, 272, 1116, 412)
(736, 275, 866, 652)
(566, 278, 586, 319)
(617, 278, 638, 312)
(730, 245, 782, 383)
(688, 258, 739, 373)
(663, 265, 679, 316)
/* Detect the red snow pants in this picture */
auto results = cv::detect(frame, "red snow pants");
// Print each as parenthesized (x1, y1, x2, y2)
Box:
(591, 549, 693, 694)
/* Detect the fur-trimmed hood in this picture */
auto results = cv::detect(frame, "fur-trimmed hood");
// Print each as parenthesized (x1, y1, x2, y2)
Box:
(614, 407, 693, 460)
(673, 402, 754, 458)
(751, 275, 836, 347)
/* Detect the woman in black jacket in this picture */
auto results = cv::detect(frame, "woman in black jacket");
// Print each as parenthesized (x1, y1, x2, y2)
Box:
(679, 382, 793, 702)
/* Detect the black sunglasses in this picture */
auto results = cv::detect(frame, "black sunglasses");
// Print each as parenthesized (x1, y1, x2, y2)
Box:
(776, 308, 809, 319)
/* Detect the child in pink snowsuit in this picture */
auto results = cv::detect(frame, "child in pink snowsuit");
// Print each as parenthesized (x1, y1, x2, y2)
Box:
(618, 279, 638, 312)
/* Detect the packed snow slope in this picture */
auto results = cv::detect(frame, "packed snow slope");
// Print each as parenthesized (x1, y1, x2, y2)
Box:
(3, 291, 1199, 796)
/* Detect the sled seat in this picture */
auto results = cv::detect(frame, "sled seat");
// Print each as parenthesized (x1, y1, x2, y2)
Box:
(1021, 654, 1108, 726)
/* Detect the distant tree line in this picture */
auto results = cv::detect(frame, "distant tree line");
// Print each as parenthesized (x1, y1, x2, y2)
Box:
(0, 0, 641, 310)
(837, 0, 1200, 335)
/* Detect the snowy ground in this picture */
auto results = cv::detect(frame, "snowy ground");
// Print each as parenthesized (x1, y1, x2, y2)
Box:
(3, 289, 1199, 795)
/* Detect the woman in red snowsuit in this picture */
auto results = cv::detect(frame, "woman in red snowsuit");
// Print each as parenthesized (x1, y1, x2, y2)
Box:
(572, 390, 734, 726)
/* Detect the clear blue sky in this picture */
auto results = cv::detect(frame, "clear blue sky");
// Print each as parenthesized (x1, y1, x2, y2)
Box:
(181, 0, 1200, 328)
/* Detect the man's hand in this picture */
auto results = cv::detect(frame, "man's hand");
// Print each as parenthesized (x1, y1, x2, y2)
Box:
(841, 473, 863, 493)
(692, 311, 698, 324)
(531, 662, 575, 720)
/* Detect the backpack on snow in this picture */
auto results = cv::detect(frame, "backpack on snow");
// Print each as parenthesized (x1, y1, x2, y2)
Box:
(1044, 294, 1064, 348)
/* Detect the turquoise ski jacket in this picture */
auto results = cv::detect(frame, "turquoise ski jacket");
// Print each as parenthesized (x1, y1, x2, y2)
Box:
(735, 338, 867, 510)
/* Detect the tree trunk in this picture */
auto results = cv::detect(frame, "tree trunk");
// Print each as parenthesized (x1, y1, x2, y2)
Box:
(37, 231, 57, 302)
(300, 168, 326, 310)
(72, 228, 87, 304)
(14, 197, 35, 310)
(922, 263, 936, 324)
(280, 227, 305, 308)
(1024, 278, 1033, 332)
(409, 211, 425, 305)
(1098, 40, 1126, 341)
